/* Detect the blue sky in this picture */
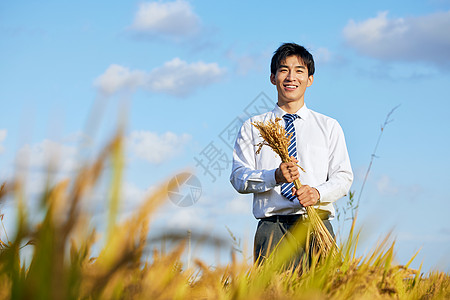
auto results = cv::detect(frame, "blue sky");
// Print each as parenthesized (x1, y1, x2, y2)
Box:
(1, 0, 450, 272)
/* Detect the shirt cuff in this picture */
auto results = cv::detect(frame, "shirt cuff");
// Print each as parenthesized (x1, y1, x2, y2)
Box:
(313, 187, 321, 204)
(263, 168, 278, 189)
(314, 185, 326, 203)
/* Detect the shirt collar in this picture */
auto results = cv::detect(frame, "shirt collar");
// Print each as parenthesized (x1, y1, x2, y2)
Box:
(272, 103, 310, 120)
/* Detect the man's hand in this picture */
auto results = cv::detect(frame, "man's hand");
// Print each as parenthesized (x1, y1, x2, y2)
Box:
(275, 156, 299, 184)
(292, 185, 320, 207)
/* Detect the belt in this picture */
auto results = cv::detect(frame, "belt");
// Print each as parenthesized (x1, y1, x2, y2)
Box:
(261, 210, 330, 224)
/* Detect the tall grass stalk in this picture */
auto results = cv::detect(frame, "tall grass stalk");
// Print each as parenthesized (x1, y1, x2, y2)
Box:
(336, 105, 400, 238)
(354, 104, 401, 219)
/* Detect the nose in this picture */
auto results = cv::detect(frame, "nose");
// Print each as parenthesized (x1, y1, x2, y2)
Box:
(286, 70, 295, 81)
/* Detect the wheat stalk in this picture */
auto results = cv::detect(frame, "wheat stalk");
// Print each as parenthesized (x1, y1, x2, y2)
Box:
(252, 117, 337, 258)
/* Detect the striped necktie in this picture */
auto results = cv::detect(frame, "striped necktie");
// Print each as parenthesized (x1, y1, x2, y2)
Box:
(280, 113, 299, 201)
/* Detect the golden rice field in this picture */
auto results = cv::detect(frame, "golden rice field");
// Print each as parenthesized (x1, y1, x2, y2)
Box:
(0, 134, 449, 299)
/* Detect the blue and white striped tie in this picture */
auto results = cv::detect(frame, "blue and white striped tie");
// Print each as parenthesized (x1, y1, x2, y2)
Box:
(280, 113, 299, 201)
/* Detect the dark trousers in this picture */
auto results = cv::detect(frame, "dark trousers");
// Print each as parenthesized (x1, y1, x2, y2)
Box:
(254, 214, 335, 266)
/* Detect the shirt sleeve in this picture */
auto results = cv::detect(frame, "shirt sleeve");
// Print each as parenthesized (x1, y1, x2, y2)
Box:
(314, 120, 353, 204)
(229, 120, 278, 194)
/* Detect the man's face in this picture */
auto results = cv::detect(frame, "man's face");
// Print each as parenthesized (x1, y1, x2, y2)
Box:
(270, 55, 314, 106)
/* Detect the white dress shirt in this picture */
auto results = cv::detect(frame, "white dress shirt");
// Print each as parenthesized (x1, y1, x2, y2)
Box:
(230, 104, 353, 219)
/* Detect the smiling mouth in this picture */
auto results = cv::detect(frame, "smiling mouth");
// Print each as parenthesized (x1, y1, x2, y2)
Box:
(284, 85, 297, 90)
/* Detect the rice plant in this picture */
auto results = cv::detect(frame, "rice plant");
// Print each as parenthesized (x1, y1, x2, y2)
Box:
(0, 132, 448, 299)
(252, 117, 337, 258)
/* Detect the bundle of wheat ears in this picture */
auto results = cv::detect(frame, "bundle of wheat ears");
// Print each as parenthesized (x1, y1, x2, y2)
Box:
(252, 117, 337, 258)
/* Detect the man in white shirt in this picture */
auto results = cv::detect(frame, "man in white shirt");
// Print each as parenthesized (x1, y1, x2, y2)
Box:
(230, 43, 353, 264)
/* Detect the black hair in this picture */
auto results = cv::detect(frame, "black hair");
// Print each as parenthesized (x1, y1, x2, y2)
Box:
(270, 43, 315, 76)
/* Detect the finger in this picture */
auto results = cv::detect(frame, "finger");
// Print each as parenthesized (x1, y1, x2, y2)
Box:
(299, 191, 317, 206)
(285, 172, 296, 182)
(301, 199, 316, 207)
(286, 165, 295, 171)
(281, 163, 290, 170)
(295, 185, 306, 194)
(284, 170, 294, 179)
(288, 164, 299, 172)
(294, 187, 303, 198)
(287, 161, 297, 168)
(299, 196, 309, 206)
(291, 186, 298, 196)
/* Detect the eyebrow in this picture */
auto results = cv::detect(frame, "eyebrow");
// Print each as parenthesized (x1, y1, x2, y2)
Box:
(278, 64, 307, 70)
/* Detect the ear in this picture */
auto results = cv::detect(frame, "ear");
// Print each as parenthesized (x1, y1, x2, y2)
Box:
(270, 73, 276, 85)
(306, 75, 314, 87)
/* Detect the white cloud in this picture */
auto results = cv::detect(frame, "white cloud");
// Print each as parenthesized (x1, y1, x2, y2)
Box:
(376, 174, 399, 196)
(127, 130, 191, 164)
(0, 129, 6, 154)
(16, 139, 79, 174)
(122, 181, 149, 204)
(225, 49, 271, 76)
(121, 181, 161, 212)
(226, 194, 252, 215)
(343, 11, 450, 67)
(130, 0, 201, 39)
(398, 231, 450, 243)
(94, 58, 226, 97)
(78, 180, 160, 222)
(375, 174, 423, 202)
(313, 47, 333, 64)
(147, 58, 225, 96)
(93, 64, 146, 95)
(85, 181, 158, 221)
(165, 206, 210, 229)
(10, 138, 82, 200)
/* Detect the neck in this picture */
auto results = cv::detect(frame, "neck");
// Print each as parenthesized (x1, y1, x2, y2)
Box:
(277, 100, 304, 114)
